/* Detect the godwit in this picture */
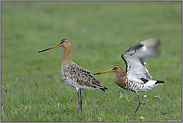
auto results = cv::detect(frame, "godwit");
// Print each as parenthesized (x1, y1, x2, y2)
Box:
(94, 38, 165, 113)
(38, 38, 107, 114)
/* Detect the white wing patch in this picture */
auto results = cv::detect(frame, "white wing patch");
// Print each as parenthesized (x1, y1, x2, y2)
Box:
(121, 38, 160, 83)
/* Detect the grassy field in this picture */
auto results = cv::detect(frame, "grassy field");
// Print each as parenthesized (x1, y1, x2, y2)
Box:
(1, 1, 182, 122)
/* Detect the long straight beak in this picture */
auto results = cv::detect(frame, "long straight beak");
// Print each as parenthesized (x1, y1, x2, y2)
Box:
(94, 69, 113, 75)
(38, 44, 60, 53)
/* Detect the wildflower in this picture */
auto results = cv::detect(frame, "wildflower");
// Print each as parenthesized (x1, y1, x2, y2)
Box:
(140, 116, 145, 120)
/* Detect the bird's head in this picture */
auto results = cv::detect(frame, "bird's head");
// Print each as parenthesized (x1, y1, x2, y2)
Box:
(58, 38, 71, 48)
(94, 65, 123, 75)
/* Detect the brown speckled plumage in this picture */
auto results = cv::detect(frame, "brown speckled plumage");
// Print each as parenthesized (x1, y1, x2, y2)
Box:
(62, 63, 107, 91)
(38, 38, 107, 114)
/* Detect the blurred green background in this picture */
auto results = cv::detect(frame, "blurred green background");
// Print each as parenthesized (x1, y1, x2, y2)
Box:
(1, 1, 182, 122)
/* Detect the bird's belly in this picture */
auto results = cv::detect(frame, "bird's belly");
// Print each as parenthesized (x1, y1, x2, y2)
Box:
(61, 66, 76, 87)
(124, 83, 145, 91)
(63, 76, 77, 88)
(117, 79, 148, 92)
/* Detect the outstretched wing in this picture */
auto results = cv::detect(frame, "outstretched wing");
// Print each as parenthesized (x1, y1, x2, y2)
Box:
(121, 38, 160, 83)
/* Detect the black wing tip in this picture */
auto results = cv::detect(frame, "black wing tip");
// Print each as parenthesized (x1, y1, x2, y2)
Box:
(100, 87, 108, 92)
(155, 80, 166, 84)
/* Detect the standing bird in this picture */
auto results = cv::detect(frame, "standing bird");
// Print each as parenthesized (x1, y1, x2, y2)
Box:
(38, 38, 107, 114)
(94, 38, 165, 113)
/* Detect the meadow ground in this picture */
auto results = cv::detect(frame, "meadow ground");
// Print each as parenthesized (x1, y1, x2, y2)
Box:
(1, 1, 182, 122)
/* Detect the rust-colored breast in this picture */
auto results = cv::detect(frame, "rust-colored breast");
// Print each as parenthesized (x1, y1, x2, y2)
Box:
(115, 72, 145, 91)
(115, 72, 128, 89)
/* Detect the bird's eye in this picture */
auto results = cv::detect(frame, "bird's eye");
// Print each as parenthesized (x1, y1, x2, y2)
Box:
(113, 67, 117, 70)
(60, 40, 64, 44)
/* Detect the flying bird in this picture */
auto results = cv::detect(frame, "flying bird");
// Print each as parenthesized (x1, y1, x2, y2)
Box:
(94, 38, 165, 113)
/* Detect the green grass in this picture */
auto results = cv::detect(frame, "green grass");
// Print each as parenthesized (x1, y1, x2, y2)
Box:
(1, 1, 182, 122)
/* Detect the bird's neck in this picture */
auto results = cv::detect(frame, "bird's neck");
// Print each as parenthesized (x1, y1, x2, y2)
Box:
(115, 71, 124, 79)
(61, 46, 71, 65)
(115, 68, 125, 86)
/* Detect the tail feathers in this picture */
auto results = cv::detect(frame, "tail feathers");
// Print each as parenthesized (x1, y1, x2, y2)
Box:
(92, 85, 107, 92)
(144, 80, 165, 87)
(100, 86, 108, 92)
(155, 80, 166, 84)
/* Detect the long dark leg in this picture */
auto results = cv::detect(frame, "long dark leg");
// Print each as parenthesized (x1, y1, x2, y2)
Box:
(134, 91, 141, 113)
(77, 89, 80, 114)
(79, 89, 82, 111)
(77, 89, 82, 114)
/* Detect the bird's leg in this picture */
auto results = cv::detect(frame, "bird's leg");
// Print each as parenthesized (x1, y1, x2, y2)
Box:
(77, 89, 82, 114)
(77, 89, 80, 114)
(134, 91, 141, 113)
(79, 89, 82, 112)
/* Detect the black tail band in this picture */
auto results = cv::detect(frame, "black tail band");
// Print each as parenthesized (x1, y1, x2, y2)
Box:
(155, 80, 166, 84)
